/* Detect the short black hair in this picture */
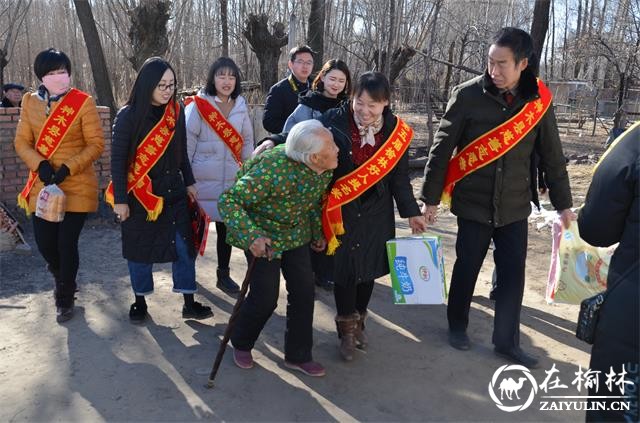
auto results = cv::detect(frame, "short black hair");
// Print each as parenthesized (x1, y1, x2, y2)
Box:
(353, 71, 390, 103)
(492, 27, 534, 64)
(34, 48, 72, 80)
(204, 57, 242, 99)
(312, 59, 352, 99)
(289, 45, 315, 62)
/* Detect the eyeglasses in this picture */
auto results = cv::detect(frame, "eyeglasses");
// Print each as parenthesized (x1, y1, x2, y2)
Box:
(293, 60, 313, 67)
(156, 83, 175, 92)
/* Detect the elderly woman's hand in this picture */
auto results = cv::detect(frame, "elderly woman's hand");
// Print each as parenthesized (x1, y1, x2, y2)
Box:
(251, 140, 275, 158)
(310, 239, 327, 252)
(250, 236, 273, 259)
(408, 215, 427, 234)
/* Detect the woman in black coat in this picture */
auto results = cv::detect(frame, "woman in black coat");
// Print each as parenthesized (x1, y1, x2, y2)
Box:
(578, 121, 639, 422)
(111, 57, 213, 323)
(321, 73, 426, 361)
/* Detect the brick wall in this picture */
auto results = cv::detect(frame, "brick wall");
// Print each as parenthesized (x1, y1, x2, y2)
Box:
(0, 106, 112, 209)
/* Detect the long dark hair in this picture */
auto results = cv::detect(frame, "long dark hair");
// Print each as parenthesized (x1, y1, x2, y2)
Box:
(312, 59, 352, 100)
(125, 57, 177, 162)
(204, 57, 242, 99)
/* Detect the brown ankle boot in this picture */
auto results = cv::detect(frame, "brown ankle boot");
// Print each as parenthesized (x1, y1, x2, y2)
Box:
(335, 313, 359, 361)
(355, 311, 368, 350)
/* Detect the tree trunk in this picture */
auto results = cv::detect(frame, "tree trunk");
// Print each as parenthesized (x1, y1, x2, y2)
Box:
(562, 0, 568, 78)
(549, 0, 555, 79)
(127, 0, 170, 70)
(385, 0, 396, 79)
(73, 0, 116, 118)
(424, 0, 442, 149)
(306, 0, 325, 73)
(613, 72, 625, 128)
(221, 0, 229, 57)
(530, 0, 550, 74)
(389, 46, 416, 86)
(243, 13, 288, 92)
(443, 41, 455, 97)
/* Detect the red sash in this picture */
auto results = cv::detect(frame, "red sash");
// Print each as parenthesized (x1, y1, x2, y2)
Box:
(17, 88, 90, 214)
(105, 101, 179, 221)
(185, 95, 243, 165)
(441, 79, 552, 205)
(323, 118, 413, 255)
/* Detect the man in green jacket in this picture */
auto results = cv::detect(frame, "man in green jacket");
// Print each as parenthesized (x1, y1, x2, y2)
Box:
(420, 27, 574, 368)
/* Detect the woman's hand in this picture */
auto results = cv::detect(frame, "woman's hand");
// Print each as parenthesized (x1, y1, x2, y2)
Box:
(558, 208, 576, 229)
(251, 140, 275, 158)
(250, 236, 273, 260)
(187, 184, 198, 202)
(310, 239, 327, 252)
(408, 215, 427, 234)
(113, 203, 130, 222)
(421, 204, 438, 226)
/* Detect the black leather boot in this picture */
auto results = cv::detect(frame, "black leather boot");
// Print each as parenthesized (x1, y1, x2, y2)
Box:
(216, 268, 240, 294)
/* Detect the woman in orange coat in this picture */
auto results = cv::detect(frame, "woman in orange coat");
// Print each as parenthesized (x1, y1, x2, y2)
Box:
(14, 48, 104, 323)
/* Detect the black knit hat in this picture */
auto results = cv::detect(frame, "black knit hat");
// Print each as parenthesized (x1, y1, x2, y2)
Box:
(3, 83, 24, 92)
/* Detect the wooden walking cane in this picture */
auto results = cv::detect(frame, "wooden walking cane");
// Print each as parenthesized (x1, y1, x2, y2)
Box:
(206, 244, 271, 388)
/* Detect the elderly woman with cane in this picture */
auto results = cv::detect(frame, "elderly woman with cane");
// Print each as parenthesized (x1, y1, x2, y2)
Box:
(218, 119, 338, 377)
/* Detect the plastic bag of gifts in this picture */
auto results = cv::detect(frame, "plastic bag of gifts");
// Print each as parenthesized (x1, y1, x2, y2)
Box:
(546, 218, 616, 304)
(386, 234, 447, 304)
(35, 184, 66, 223)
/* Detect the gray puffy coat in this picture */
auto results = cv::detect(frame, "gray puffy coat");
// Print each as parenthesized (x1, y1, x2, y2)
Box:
(186, 92, 254, 221)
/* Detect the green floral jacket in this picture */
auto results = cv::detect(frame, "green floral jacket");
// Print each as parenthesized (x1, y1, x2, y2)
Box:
(219, 145, 333, 258)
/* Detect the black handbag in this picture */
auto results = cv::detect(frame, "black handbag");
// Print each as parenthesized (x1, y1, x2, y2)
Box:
(576, 263, 637, 344)
(576, 291, 607, 344)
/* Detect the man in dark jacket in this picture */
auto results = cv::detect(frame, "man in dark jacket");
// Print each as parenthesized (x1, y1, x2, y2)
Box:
(1, 83, 24, 107)
(262, 45, 314, 134)
(578, 121, 639, 422)
(420, 27, 574, 368)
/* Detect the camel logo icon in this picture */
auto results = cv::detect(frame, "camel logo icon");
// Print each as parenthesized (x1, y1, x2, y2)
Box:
(488, 364, 538, 412)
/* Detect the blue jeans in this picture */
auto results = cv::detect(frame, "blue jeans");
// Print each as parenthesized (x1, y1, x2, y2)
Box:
(127, 234, 197, 295)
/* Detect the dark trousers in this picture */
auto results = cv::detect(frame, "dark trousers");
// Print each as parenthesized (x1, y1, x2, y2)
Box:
(334, 280, 375, 316)
(310, 249, 333, 280)
(448, 217, 528, 349)
(230, 244, 315, 363)
(215, 222, 232, 269)
(32, 212, 87, 307)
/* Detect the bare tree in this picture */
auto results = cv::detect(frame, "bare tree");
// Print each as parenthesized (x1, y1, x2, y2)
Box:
(243, 13, 288, 92)
(127, 0, 170, 70)
(221, 0, 229, 57)
(0, 0, 31, 87)
(530, 0, 550, 74)
(73, 0, 116, 117)
(307, 0, 325, 73)
(424, 0, 442, 148)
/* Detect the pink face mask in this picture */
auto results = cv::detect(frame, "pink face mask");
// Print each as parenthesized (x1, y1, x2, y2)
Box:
(42, 73, 70, 96)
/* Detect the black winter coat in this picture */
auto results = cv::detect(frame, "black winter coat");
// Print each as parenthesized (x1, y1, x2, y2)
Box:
(421, 72, 572, 227)
(111, 104, 196, 263)
(262, 75, 309, 134)
(578, 122, 639, 421)
(319, 104, 421, 286)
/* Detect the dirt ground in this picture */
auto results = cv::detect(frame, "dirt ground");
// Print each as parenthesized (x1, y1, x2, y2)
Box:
(0, 131, 607, 422)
